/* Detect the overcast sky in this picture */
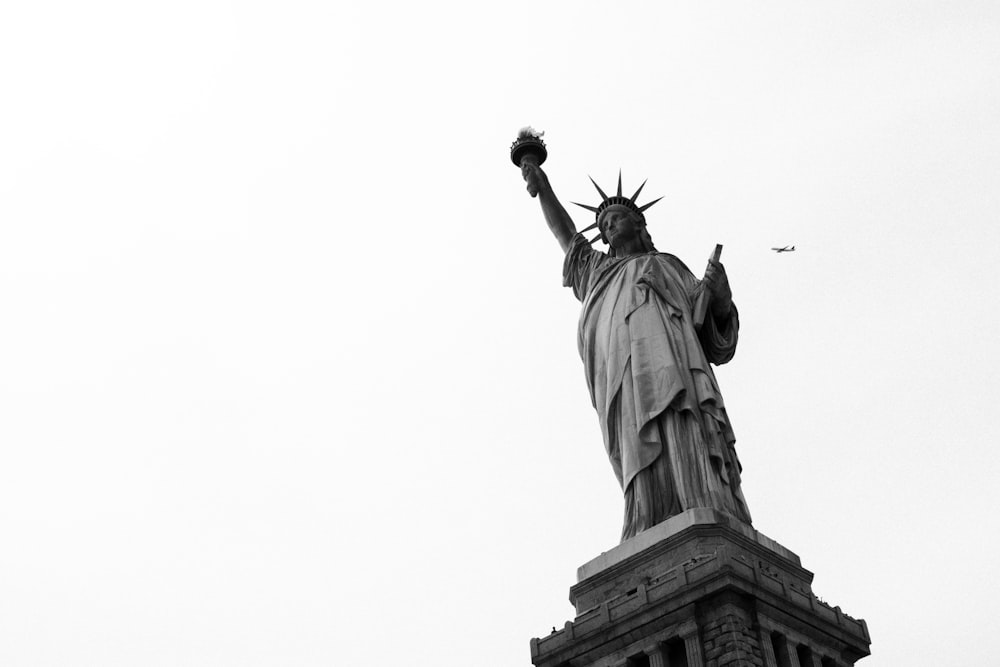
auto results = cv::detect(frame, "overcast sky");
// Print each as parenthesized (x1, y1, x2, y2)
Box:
(2, 2, 999, 665)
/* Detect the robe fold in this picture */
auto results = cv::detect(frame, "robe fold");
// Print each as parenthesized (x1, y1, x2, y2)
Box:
(563, 233, 752, 540)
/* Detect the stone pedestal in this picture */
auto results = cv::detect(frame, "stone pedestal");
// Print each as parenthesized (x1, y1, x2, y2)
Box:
(530, 509, 870, 667)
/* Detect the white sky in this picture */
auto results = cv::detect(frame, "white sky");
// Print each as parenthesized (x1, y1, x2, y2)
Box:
(2, 1, 999, 665)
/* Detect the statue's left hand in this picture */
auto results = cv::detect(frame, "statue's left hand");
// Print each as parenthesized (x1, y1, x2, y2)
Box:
(704, 260, 732, 318)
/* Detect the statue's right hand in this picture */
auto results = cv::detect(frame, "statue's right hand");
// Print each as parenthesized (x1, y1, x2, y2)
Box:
(521, 162, 548, 198)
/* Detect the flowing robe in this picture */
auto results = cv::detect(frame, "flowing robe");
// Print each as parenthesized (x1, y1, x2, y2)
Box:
(563, 234, 752, 540)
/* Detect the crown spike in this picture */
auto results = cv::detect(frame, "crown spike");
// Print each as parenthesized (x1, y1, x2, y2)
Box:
(589, 233, 604, 245)
(637, 196, 664, 213)
(580, 221, 600, 234)
(588, 176, 610, 202)
(630, 179, 648, 203)
(577, 173, 658, 225)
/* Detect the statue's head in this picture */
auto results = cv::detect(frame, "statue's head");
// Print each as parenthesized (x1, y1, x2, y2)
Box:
(573, 172, 662, 254)
(598, 204, 644, 247)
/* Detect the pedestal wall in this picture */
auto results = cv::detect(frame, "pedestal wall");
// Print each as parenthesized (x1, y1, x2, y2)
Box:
(530, 510, 870, 667)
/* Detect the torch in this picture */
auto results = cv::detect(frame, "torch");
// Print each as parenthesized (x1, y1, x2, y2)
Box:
(511, 126, 547, 196)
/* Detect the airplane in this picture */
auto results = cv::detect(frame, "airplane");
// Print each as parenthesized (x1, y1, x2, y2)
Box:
(771, 245, 796, 253)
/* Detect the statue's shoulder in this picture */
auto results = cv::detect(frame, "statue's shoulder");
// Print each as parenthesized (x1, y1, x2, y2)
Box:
(655, 252, 695, 277)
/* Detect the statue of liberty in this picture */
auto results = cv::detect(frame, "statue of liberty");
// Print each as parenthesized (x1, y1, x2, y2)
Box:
(519, 144, 752, 541)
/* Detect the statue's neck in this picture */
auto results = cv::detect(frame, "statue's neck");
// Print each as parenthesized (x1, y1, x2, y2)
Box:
(611, 238, 649, 257)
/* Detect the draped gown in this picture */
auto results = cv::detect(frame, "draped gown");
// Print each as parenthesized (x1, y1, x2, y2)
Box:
(563, 234, 752, 541)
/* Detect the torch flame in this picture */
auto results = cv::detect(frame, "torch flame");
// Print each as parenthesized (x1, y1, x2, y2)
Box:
(517, 126, 544, 140)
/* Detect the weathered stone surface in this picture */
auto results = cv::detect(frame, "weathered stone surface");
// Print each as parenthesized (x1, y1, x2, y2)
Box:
(570, 509, 808, 616)
(578, 509, 797, 580)
(530, 516, 870, 667)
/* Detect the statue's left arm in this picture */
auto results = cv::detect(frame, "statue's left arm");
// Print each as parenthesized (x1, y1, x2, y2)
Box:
(703, 259, 732, 320)
(698, 259, 739, 364)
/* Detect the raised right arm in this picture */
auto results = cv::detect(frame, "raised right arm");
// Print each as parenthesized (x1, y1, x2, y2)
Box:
(522, 162, 577, 254)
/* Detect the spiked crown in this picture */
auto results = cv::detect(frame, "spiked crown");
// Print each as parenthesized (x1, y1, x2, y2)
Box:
(573, 172, 663, 245)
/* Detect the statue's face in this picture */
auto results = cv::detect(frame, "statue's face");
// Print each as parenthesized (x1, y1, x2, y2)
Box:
(599, 206, 641, 248)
